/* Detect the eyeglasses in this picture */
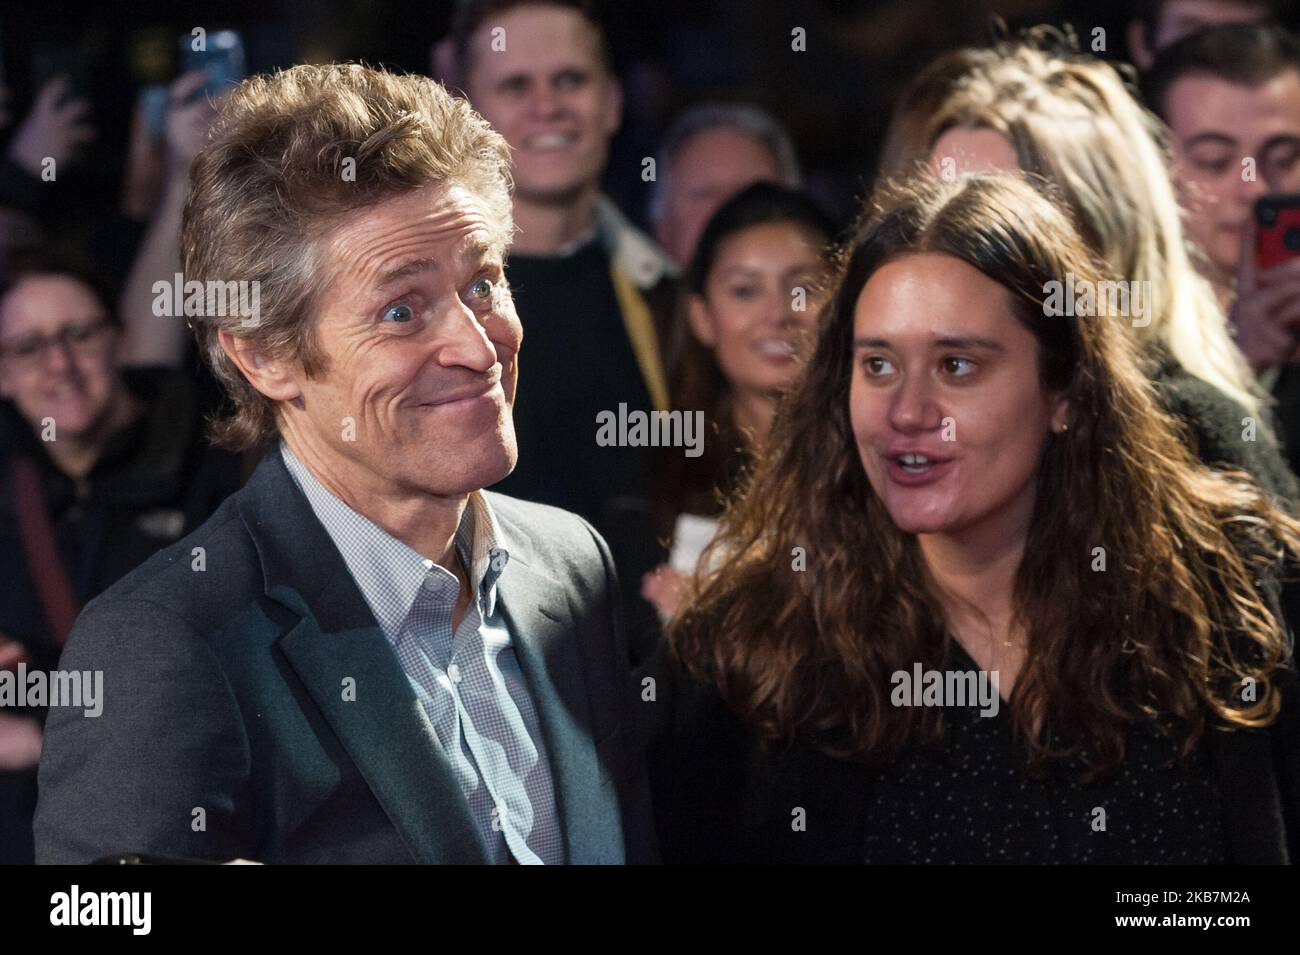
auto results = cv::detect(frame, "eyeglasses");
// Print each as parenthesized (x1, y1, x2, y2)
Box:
(0, 318, 113, 368)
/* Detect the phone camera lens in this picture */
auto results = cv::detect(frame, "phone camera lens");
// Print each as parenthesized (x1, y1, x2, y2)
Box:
(1286, 227, 1300, 252)
(1261, 206, 1278, 226)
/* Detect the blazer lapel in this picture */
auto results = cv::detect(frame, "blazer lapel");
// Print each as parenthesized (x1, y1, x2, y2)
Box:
(239, 449, 486, 864)
(495, 543, 626, 865)
(278, 616, 487, 864)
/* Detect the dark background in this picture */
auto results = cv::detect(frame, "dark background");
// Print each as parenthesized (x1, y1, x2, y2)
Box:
(2, 0, 1298, 241)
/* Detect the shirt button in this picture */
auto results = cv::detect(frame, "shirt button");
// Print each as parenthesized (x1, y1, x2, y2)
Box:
(448, 663, 463, 684)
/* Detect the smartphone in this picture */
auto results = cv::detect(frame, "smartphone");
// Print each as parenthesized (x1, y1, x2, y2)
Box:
(1255, 194, 1300, 271)
(179, 28, 245, 102)
(137, 84, 168, 140)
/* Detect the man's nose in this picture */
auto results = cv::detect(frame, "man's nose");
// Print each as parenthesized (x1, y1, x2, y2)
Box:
(437, 304, 498, 372)
(528, 82, 564, 120)
(1236, 168, 1269, 206)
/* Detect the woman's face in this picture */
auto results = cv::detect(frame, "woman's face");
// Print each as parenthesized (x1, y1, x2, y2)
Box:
(0, 275, 121, 439)
(849, 253, 1068, 542)
(689, 220, 828, 398)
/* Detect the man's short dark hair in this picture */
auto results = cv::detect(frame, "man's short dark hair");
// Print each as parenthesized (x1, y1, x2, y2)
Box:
(1130, 0, 1282, 52)
(1142, 22, 1300, 118)
(451, 0, 614, 82)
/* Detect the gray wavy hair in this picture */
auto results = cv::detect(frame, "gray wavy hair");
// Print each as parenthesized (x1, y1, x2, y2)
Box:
(182, 63, 513, 451)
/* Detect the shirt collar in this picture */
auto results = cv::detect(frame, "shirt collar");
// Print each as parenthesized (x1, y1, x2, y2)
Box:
(279, 441, 510, 636)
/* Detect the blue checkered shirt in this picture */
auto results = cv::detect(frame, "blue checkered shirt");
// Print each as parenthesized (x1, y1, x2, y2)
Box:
(280, 442, 564, 864)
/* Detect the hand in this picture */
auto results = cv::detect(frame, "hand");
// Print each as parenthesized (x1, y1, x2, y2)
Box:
(166, 70, 224, 171)
(7, 77, 95, 176)
(640, 565, 691, 621)
(121, 90, 168, 220)
(0, 713, 42, 771)
(1230, 217, 1300, 371)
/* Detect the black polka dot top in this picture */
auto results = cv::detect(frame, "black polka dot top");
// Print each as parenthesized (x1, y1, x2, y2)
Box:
(861, 641, 1228, 864)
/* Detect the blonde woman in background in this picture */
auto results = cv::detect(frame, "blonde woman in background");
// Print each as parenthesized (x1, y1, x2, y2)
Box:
(905, 32, 1297, 499)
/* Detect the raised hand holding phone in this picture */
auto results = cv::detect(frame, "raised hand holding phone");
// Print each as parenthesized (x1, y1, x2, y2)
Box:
(1229, 198, 1300, 370)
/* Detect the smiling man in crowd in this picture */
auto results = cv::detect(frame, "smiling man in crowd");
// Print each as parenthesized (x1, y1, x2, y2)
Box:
(33, 64, 654, 865)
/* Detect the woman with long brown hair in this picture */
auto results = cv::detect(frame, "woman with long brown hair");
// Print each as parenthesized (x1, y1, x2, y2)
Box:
(644, 172, 1300, 864)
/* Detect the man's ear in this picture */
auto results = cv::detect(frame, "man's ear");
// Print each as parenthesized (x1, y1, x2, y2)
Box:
(686, 294, 717, 348)
(1127, 20, 1154, 71)
(218, 329, 302, 402)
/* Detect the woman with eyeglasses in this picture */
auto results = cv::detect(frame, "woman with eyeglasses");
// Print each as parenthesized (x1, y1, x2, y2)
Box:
(0, 252, 243, 864)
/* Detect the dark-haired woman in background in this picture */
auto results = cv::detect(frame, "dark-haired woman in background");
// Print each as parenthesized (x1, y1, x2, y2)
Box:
(643, 173, 1300, 864)
(641, 182, 835, 621)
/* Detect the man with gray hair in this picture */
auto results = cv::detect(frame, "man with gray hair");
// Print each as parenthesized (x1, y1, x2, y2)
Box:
(650, 102, 802, 267)
(33, 64, 655, 865)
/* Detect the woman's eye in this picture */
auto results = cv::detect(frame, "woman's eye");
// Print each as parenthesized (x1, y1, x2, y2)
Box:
(728, 285, 758, 300)
(381, 303, 414, 323)
(864, 356, 894, 376)
(943, 356, 975, 376)
(469, 277, 494, 301)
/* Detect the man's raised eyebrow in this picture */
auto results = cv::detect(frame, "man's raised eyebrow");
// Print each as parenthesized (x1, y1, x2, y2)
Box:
(377, 258, 436, 287)
(464, 234, 505, 263)
(376, 239, 502, 288)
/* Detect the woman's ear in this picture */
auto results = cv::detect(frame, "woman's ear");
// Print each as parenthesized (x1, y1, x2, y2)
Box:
(1050, 393, 1071, 434)
(218, 329, 301, 402)
(686, 294, 717, 348)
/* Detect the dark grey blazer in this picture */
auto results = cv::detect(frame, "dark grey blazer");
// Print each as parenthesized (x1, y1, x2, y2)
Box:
(34, 449, 656, 864)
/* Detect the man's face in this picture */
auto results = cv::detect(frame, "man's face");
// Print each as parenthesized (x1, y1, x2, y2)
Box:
(277, 182, 521, 500)
(656, 129, 784, 266)
(464, 5, 621, 206)
(1165, 69, 1300, 276)
(0, 275, 121, 439)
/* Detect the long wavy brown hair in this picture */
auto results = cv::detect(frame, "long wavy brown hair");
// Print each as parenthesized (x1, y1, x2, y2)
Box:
(669, 173, 1299, 778)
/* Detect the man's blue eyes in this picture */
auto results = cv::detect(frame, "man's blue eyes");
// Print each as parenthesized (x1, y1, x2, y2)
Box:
(380, 280, 495, 323)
